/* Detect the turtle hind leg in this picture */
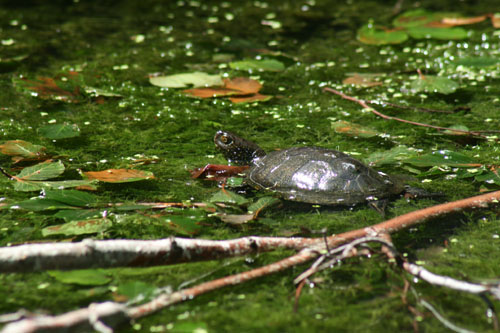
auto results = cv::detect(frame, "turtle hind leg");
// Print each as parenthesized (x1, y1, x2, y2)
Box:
(404, 186, 445, 200)
(367, 199, 388, 217)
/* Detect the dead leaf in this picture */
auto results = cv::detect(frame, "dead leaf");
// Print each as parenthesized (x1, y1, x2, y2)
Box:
(229, 93, 272, 104)
(343, 74, 383, 87)
(224, 77, 262, 94)
(217, 212, 255, 224)
(83, 169, 155, 183)
(492, 14, 500, 28)
(183, 87, 239, 98)
(441, 15, 488, 26)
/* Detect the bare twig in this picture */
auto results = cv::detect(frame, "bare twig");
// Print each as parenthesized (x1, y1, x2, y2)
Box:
(323, 87, 490, 138)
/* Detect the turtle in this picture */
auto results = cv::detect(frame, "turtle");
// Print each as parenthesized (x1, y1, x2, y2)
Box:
(213, 130, 420, 211)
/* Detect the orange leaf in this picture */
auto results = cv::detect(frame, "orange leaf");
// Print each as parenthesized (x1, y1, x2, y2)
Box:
(441, 15, 488, 26)
(183, 87, 240, 98)
(229, 93, 272, 104)
(492, 14, 500, 28)
(83, 169, 155, 183)
(224, 77, 262, 95)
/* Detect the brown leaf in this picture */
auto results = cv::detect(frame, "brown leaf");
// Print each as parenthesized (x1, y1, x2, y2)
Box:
(183, 87, 240, 98)
(83, 169, 155, 183)
(492, 14, 500, 28)
(441, 15, 488, 26)
(224, 77, 262, 94)
(229, 93, 272, 104)
(217, 213, 255, 225)
(343, 74, 383, 87)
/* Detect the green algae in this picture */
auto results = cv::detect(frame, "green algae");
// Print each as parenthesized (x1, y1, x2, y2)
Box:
(1, 0, 500, 332)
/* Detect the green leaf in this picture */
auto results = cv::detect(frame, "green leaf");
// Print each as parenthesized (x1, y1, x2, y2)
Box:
(12, 198, 77, 211)
(39, 124, 80, 139)
(247, 196, 280, 214)
(13, 179, 97, 192)
(410, 75, 459, 94)
(165, 214, 204, 236)
(48, 269, 111, 286)
(42, 218, 112, 236)
(404, 150, 477, 167)
(365, 146, 416, 166)
(54, 209, 102, 222)
(331, 120, 378, 138)
(229, 59, 285, 72)
(44, 189, 97, 207)
(474, 170, 500, 185)
(454, 57, 500, 67)
(209, 189, 250, 205)
(149, 72, 223, 88)
(116, 281, 156, 303)
(357, 24, 408, 45)
(407, 26, 468, 40)
(16, 161, 65, 180)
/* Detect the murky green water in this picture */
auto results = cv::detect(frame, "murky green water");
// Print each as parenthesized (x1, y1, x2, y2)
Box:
(1, 0, 500, 331)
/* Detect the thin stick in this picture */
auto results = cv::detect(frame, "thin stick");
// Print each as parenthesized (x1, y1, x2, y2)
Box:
(323, 87, 488, 138)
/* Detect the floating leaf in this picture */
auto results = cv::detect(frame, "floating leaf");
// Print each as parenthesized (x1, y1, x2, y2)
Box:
(48, 269, 111, 286)
(343, 74, 383, 87)
(16, 160, 65, 181)
(492, 13, 500, 28)
(12, 198, 77, 211)
(442, 124, 470, 136)
(13, 179, 97, 192)
(149, 72, 223, 88)
(229, 59, 285, 72)
(0, 140, 47, 162)
(44, 189, 97, 207)
(209, 189, 250, 205)
(54, 209, 102, 222)
(392, 10, 456, 28)
(441, 15, 488, 26)
(224, 77, 262, 94)
(42, 218, 112, 236)
(83, 169, 155, 183)
(410, 75, 459, 94)
(229, 93, 272, 104)
(331, 120, 378, 138)
(404, 150, 478, 168)
(39, 124, 80, 139)
(83, 86, 122, 98)
(357, 24, 408, 45)
(183, 87, 240, 98)
(406, 26, 468, 40)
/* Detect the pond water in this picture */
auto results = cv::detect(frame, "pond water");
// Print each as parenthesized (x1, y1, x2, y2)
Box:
(1, 0, 500, 332)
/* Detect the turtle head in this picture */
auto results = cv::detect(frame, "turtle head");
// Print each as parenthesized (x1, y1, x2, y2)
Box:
(214, 130, 266, 165)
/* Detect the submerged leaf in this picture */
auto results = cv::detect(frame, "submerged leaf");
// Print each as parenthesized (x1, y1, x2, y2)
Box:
(13, 179, 97, 192)
(410, 75, 459, 94)
(365, 146, 416, 166)
(39, 124, 80, 139)
(392, 10, 457, 28)
(44, 189, 97, 207)
(331, 120, 378, 138)
(343, 74, 383, 87)
(209, 189, 250, 205)
(13, 72, 83, 103)
(83, 169, 155, 183)
(0, 140, 47, 162)
(149, 72, 223, 88)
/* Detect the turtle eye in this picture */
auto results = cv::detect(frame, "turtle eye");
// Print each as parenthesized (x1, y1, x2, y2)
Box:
(221, 134, 233, 145)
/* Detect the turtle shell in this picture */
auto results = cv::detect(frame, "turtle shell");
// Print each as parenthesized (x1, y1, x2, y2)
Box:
(246, 147, 404, 205)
